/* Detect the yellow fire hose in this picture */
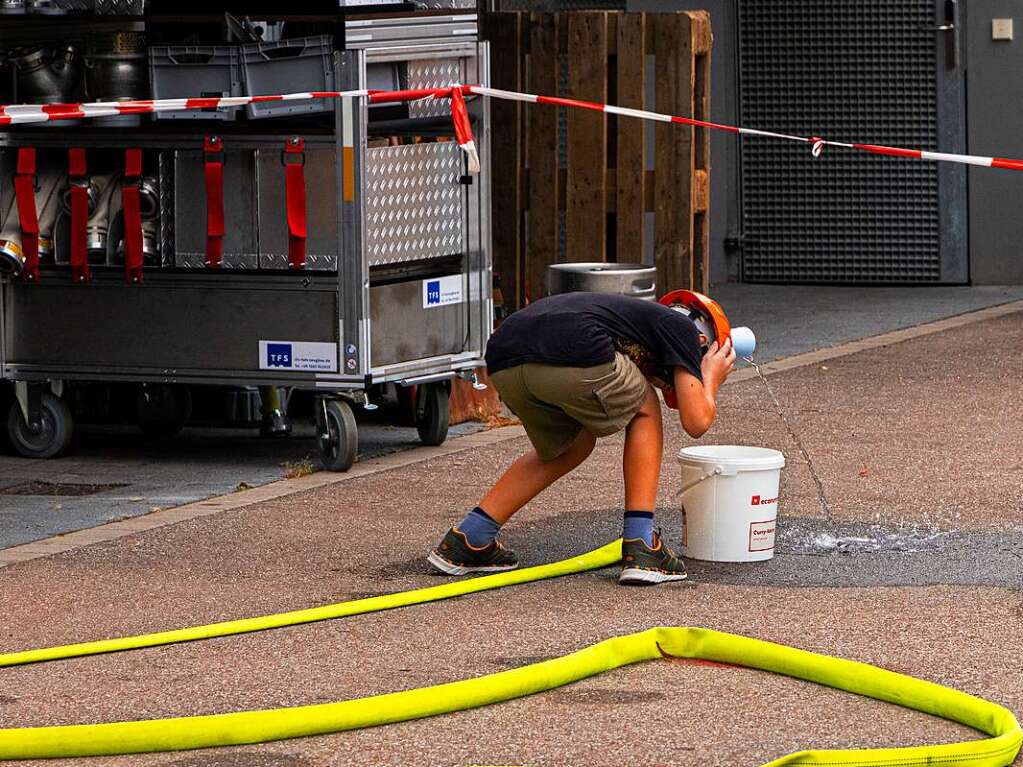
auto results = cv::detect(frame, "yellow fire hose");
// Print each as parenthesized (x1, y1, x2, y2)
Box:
(0, 540, 1020, 765)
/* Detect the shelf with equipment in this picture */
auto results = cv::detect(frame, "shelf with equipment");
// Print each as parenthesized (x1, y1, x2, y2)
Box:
(0, 10, 492, 471)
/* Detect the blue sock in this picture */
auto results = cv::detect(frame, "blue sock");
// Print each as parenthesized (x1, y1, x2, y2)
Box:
(623, 511, 655, 547)
(456, 507, 502, 547)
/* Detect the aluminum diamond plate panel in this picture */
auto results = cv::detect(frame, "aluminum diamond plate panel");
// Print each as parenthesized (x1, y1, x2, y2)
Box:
(407, 59, 463, 118)
(739, 1, 941, 283)
(159, 151, 175, 266)
(365, 143, 465, 267)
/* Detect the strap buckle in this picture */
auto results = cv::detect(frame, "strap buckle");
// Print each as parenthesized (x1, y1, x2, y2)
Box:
(282, 136, 306, 167)
(204, 136, 226, 166)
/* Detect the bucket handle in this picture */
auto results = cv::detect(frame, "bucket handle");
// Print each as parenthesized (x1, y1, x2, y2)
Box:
(673, 467, 723, 504)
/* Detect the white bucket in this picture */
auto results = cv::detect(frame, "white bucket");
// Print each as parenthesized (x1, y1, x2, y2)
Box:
(678, 446, 786, 563)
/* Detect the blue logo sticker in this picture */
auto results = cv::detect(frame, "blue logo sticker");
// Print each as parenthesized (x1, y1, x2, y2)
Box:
(266, 343, 293, 368)
(426, 280, 441, 306)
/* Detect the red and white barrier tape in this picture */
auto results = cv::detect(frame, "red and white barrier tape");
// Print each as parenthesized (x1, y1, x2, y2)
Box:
(466, 86, 1023, 172)
(2, 84, 1021, 173)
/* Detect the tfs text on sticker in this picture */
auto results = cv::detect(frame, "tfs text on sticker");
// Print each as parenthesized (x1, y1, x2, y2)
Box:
(259, 341, 338, 373)
(423, 275, 464, 309)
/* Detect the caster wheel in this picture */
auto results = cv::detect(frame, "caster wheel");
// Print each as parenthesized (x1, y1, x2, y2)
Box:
(415, 382, 450, 447)
(7, 392, 73, 459)
(137, 384, 192, 438)
(317, 398, 358, 472)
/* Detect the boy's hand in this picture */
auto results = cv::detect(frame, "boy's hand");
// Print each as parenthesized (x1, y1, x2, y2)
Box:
(701, 340, 736, 395)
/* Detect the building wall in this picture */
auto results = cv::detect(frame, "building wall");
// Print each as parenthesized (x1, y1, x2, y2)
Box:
(966, 1, 1023, 284)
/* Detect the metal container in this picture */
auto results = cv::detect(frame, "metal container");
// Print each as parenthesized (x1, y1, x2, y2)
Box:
(546, 262, 657, 301)
(11, 46, 82, 103)
(0, 0, 26, 14)
(85, 35, 148, 126)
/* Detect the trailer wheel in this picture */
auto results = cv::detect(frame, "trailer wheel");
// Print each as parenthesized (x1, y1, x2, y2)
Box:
(137, 385, 192, 438)
(317, 399, 358, 472)
(7, 393, 73, 459)
(416, 382, 450, 447)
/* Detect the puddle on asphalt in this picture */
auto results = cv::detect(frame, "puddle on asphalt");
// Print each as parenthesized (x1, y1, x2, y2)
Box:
(779, 518, 954, 556)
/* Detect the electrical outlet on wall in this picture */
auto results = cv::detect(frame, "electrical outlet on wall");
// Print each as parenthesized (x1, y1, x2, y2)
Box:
(992, 18, 1014, 41)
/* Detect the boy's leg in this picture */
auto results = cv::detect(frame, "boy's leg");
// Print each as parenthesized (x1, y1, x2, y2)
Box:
(620, 384, 688, 585)
(623, 384, 663, 515)
(480, 429, 597, 524)
(427, 430, 595, 575)
(449, 430, 595, 547)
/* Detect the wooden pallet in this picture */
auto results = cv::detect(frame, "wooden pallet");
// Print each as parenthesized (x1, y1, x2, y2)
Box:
(485, 10, 712, 312)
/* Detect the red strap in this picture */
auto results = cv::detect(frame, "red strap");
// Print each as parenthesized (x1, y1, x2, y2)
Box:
(203, 136, 225, 269)
(14, 148, 39, 282)
(68, 148, 90, 283)
(122, 149, 144, 284)
(284, 137, 307, 270)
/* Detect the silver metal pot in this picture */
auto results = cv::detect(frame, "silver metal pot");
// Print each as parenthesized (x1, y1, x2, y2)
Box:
(85, 54, 147, 100)
(546, 262, 658, 301)
(11, 46, 81, 103)
(85, 33, 148, 126)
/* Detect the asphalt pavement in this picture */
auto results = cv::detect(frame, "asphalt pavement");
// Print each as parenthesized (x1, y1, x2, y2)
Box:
(0, 300, 1020, 766)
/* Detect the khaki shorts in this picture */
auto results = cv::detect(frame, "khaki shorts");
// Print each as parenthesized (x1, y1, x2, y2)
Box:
(491, 352, 649, 461)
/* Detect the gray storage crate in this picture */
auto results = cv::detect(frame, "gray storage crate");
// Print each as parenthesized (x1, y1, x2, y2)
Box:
(241, 36, 336, 120)
(149, 45, 242, 121)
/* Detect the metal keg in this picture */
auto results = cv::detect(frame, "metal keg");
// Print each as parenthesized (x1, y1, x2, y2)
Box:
(546, 262, 657, 301)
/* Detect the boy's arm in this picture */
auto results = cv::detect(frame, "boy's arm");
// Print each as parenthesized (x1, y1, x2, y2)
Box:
(673, 341, 736, 438)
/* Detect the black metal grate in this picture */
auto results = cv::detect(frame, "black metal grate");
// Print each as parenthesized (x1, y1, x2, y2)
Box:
(739, 1, 941, 283)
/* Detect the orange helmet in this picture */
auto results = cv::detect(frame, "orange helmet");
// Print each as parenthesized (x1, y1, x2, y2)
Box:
(659, 290, 732, 350)
(658, 290, 733, 411)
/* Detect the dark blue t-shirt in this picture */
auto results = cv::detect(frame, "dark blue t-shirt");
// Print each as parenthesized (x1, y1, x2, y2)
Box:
(485, 292, 703, 382)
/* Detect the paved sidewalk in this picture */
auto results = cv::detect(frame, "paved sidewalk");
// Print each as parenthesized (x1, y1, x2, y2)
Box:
(714, 283, 1023, 362)
(0, 308, 1020, 766)
(0, 420, 483, 550)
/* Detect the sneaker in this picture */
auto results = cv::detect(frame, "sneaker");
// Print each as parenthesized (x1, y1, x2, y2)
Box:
(619, 531, 689, 585)
(427, 528, 519, 575)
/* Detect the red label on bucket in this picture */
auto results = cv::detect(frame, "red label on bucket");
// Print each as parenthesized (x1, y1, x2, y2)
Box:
(748, 520, 776, 553)
(751, 495, 778, 506)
